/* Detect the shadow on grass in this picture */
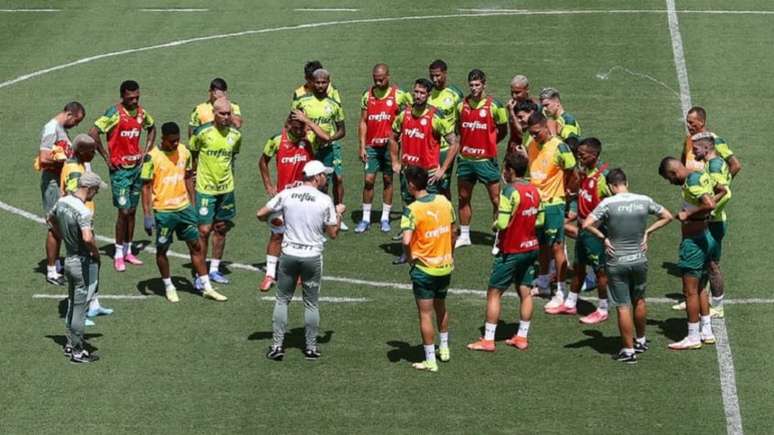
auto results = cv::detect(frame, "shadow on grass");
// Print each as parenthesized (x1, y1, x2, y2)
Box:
(379, 242, 403, 257)
(386, 340, 424, 363)
(470, 230, 496, 247)
(98, 240, 152, 258)
(647, 317, 686, 342)
(137, 276, 200, 298)
(45, 334, 103, 352)
(661, 261, 683, 278)
(33, 259, 48, 277)
(477, 320, 518, 341)
(349, 208, 402, 225)
(563, 329, 620, 356)
(248, 328, 334, 351)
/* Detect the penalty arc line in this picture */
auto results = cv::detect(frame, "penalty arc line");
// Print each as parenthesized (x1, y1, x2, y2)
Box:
(3, 199, 773, 305)
(666, 1, 743, 434)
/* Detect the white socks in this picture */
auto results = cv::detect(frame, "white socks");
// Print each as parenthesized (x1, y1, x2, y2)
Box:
(460, 225, 470, 239)
(517, 320, 531, 337)
(266, 255, 278, 278)
(439, 332, 449, 349)
(114, 244, 124, 259)
(124, 243, 131, 256)
(162, 277, 173, 288)
(711, 294, 724, 308)
(688, 321, 700, 340)
(362, 203, 372, 223)
(484, 322, 497, 341)
(89, 296, 101, 311)
(198, 274, 212, 290)
(423, 344, 436, 362)
(598, 298, 609, 312)
(564, 291, 578, 308)
(209, 259, 220, 274)
(380, 203, 391, 222)
(47, 265, 58, 277)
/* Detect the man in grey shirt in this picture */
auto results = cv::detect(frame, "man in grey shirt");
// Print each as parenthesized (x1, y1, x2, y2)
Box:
(47, 172, 107, 364)
(256, 160, 345, 361)
(582, 168, 673, 364)
(39, 102, 86, 286)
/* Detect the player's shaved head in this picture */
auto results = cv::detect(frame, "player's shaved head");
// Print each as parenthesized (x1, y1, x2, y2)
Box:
(212, 98, 232, 128)
(578, 137, 602, 156)
(691, 132, 715, 149)
(312, 68, 330, 79)
(373, 63, 389, 74)
(213, 97, 230, 112)
(658, 156, 685, 185)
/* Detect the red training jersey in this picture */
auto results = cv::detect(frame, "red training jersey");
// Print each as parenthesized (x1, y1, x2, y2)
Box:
(577, 163, 608, 220)
(459, 96, 498, 159)
(498, 182, 540, 254)
(107, 104, 145, 167)
(399, 107, 439, 170)
(365, 86, 400, 148)
(275, 129, 314, 192)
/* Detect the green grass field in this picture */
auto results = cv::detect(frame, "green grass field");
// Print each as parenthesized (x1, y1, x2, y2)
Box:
(1, 1, 773, 433)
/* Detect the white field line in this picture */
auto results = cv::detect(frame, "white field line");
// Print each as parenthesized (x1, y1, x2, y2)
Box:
(294, 8, 359, 12)
(595, 65, 680, 97)
(3, 199, 773, 307)
(457, 8, 528, 13)
(259, 296, 368, 303)
(666, 1, 743, 433)
(0, 9, 60, 12)
(140, 8, 209, 12)
(33, 294, 150, 300)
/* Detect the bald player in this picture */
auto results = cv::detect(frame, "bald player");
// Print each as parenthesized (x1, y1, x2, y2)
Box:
(506, 75, 540, 155)
(682, 106, 741, 176)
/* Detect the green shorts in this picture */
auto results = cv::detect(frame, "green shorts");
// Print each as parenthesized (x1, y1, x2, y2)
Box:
(538, 203, 566, 245)
(155, 205, 200, 248)
(488, 250, 538, 291)
(196, 191, 236, 225)
(400, 168, 442, 205)
(315, 142, 343, 178)
(708, 221, 727, 262)
(456, 157, 500, 184)
(365, 146, 392, 174)
(606, 261, 648, 307)
(40, 170, 61, 214)
(410, 266, 451, 300)
(109, 165, 142, 209)
(575, 229, 605, 271)
(678, 231, 718, 278)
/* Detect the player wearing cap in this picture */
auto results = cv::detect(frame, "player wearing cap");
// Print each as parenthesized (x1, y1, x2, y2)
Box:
(257, 160, 345, 361)
(582, 168, 673, 363)
(454, 69, 509, 249)
(141, 122, 227, 302)
(61, 134, 113, 320)
(401, 166, 457, 372)
(355, 63, 412, 233)
(89, 80, 156, 271)
(47, 172, 108, 363)
(38, 102, 85, 286)
(258, 112, 323, 291)
(467, 153, 541, 352)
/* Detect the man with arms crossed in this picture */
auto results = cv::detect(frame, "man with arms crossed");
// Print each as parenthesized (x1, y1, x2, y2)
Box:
(189, 98, 241, 287)
(38, 102, 85, 285)
(427, 59, 463, 200)
(257, 161, 345, 361)
(467, 153, 540, 352)
(454, 69, 509, 249)
(583, 168, 673, 363)
(401, 166, 457, 372)
(355, 63, 412, 233)
(389, 78, 459, 264)
(659, 157, 725, 349)
(141, 122, 227, 302)
(258, 112, 322, 291)
(47, 172, 107, 363)
(90, 80, 156, 271)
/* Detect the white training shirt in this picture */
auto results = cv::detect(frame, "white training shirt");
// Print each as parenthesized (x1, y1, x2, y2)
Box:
(265, 184, 337, 258)
(40, 118, 70, 151)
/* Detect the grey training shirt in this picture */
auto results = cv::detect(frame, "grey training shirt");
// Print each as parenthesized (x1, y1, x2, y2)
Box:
(590, 192, 664, 265)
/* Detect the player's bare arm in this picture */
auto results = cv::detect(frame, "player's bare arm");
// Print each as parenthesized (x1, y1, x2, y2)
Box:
(258, 154, 277, 197)
(358, 109, 368, 162)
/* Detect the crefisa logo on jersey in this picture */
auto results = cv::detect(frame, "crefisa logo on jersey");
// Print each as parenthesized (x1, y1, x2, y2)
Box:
(404, 128, 426, 139)
(120, 129, 140, 138)
(280, 154, 309, 164)
(368, 112, 391, 122)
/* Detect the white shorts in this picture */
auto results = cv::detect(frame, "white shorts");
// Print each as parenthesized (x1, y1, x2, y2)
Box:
(269, 211, 285, 234)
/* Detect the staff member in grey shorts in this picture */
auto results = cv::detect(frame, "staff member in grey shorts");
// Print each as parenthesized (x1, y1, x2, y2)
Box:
(582, 168, 673, 364)
(47, 172, 107, 364)
(257, 160, 345, 361)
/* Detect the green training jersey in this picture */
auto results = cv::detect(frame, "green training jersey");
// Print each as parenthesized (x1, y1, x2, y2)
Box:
(188, 123, 241, 195)
(681, 170, 714, 214)
(392, 107, 454, 138)
(94, 105, 155, 134)
(552, 111, 581, 141)
(496, 182, 545, 230)
(291, 94, 345, 151)
(428, 85, 463, 150)
(706, 156, 731, 222)
(292, 83, 342, 105)
(359, 86, 413, 111)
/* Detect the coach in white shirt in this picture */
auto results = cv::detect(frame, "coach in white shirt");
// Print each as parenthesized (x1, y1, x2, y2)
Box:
(257, 160, 345, 361)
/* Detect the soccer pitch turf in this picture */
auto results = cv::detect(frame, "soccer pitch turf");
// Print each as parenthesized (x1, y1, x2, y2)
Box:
(1, 1, 773, 433)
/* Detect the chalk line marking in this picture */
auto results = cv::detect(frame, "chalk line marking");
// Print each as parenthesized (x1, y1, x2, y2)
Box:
(294, 8, 359, 12)
(595, 65, 680, 97)
(33, 294, 150, 300)
(3, 199, 772, 306)
(33, 293, 367, 303)
(140, 8, 209, 12)
(666, 1, 743, 433)
(457, 8, 528, 13)
(0, 9, 60, 12)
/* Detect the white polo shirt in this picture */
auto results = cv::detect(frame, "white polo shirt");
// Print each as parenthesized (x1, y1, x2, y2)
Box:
(265, 184, 337, 257)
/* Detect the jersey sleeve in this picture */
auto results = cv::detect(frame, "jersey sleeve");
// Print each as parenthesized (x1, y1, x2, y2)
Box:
(714, 136, 733, 159)
(400, 205, 416, 231)
(231, 102, 242, 118)
(392, 112, 404, 136)
(491, 99, 509, 125)
(263, 135, 281, 157)
(140, 154, 154, 181)
(94, 107, 119, 134)
(143, 111, 155, 129)
(397, 88, 413, 110)
(324, 196, 338, 226)
(189, 106, 201, 128)
(554, 142, 577, 170)
(495, 185, 518, 230)
(265, 190, 284, 213)
(233, 132, 242, 154)
(685, 172, 713, 199)
(432, 113, 454, 137)
(589, 197, 609, 222)
(598, 169, 611, 198)
(647, 197, 665, 215)
(188, 132, 201, 152)
(360, 90, 369, 111)
(560, 113, 580, 139)
(330, 86, 342, 105)
(40, 122, 57, 150)
(707, 158, 728, 185)
(76, 208, 93, 230)
(333, 100, 345, 122)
